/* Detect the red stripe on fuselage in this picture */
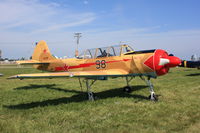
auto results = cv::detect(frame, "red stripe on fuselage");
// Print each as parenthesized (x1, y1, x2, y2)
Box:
(55, 58, 131, 71)
(69, 62, 96, 69)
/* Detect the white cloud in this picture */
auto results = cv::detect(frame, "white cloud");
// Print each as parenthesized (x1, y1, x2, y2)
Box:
(0, 0, 96, 59)
(31, 15, 95, 33)
(0, 0, 95, 32)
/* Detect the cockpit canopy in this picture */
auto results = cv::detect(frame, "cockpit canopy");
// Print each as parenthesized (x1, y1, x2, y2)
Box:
(79, 44, 134, 59)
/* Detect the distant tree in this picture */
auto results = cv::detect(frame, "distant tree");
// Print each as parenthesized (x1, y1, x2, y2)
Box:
(21, 57, 25, 60)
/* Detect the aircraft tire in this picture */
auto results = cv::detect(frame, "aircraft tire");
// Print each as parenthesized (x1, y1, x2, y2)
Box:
(87, 92, 98, 100)
(148, 94, 158, 101)
(123, 86, 132, 93)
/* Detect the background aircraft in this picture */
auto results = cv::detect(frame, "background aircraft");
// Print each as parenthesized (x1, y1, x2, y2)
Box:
(9, 41, 181, 101)
(180, 60, 200, 69)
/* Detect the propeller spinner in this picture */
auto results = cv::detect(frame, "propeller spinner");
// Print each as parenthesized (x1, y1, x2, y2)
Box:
(144, 49, 181, 76)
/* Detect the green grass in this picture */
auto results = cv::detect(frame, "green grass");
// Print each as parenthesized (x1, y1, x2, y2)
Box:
(0, 67, 200, 133)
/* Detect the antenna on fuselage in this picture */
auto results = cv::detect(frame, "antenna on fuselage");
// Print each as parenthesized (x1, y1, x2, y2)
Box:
(74, 33, 82, 57)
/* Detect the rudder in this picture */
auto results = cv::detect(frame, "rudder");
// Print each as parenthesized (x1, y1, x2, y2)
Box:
(32, 40, 55, 61)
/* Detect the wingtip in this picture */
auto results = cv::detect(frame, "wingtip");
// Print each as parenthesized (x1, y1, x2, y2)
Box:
(7, 75, 18, 79)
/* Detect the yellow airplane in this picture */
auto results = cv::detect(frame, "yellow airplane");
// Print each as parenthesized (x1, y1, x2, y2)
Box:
(9, 40, 181, 101)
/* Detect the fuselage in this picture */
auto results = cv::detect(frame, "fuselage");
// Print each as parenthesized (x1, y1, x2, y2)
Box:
(34, 49, 181, 78)
(36, 52, 154, 73)
(28, 42, 180, 78)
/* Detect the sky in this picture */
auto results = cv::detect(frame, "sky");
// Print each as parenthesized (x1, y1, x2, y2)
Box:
(0, 0, 200, 59)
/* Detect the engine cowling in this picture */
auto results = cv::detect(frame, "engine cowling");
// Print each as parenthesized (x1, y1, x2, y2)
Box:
(144, 49, 181, 76)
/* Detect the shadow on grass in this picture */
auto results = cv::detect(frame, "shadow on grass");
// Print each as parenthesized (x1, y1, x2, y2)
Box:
(186, 73, 200, 76)
(4, 85, 149, 110)
(13, 84, 56, 90)
(13, 84, 83, 93)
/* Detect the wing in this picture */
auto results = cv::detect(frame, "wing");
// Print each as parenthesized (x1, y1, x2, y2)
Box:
(8, 69, 129, 79)
(16, 60, 50, 65)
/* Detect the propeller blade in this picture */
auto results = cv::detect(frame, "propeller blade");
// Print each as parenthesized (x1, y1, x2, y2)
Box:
(159, 58, 170, 66)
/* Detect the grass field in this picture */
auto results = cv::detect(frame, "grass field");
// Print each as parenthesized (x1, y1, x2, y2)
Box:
(0, 67, 200, 133)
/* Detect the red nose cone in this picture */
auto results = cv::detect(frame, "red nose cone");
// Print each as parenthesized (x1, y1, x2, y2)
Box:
(143, 49, 181, 76)
(167, 56, 181, 67)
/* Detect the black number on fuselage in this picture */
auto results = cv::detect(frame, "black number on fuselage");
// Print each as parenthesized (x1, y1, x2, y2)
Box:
(96, 60, 101, 69)
(96, 60, 106, 69)
(101, 60, 106, 68)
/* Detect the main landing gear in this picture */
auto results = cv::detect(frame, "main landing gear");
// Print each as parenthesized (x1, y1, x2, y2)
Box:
(123, 76, 134, 93)
(78, 78, 97, 101)
(79, 76, 158, 101)
(140, 76, 158, 101)
(85, 79, 97, 101)
(123, 76, 158, 101)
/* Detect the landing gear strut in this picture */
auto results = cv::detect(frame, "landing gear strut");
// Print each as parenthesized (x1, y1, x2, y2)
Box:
(123, 76, 134, 93)
(85, 79, 97, 101)
(140, 76, 158, 101)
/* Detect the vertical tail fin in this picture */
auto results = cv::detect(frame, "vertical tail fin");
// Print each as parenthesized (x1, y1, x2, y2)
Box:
(32, 40, 55, 61)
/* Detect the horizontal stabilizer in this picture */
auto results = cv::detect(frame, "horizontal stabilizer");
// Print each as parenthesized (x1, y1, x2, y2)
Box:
(16, 60, 50, 65)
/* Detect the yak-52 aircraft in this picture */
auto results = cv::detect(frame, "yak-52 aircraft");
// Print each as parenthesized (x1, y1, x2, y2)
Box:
(9, 40, 181, 101)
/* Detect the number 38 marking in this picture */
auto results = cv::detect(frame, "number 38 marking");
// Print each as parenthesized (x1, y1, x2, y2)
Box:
(96, 60, 106, 69)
